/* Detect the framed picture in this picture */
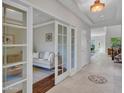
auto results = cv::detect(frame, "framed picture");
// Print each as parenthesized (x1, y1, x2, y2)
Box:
(45, 33, 52, 42)
(3, 34, 15, 44)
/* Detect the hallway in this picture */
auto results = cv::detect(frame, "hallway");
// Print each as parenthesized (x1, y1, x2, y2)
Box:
(47, 53, 122, 93)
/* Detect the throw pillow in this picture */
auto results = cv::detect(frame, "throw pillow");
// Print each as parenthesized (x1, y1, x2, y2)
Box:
(33, 52, 39, 58)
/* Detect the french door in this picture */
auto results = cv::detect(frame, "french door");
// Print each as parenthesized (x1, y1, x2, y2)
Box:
(55, 21, 69, 84)
(2, 0, 32, 93)
(70, 27, 77, 75)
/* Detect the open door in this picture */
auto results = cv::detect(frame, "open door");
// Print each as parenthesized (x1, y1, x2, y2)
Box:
(55, 21, 69, 84)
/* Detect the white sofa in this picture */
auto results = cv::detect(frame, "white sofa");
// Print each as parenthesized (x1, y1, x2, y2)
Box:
(33, 52, 55, 69)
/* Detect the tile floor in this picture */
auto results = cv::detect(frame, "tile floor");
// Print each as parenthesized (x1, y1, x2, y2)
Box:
(47, 52, 122, 93)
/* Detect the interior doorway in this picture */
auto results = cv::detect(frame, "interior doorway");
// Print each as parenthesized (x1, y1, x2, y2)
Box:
(32, 8, 55, 93)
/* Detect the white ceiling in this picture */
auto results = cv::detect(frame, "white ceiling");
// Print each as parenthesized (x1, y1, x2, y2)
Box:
(57, 0, 122, 28)
(33, 8, 54, 25)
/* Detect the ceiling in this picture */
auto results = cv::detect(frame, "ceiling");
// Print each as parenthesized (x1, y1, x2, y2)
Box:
(57, 0, 122, 28)
(33, 8, 54, 26)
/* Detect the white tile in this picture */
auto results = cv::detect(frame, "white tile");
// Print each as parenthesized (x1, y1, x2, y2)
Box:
(47, 53, 122, 93)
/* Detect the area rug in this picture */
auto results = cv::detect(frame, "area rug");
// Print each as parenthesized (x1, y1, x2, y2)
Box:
(88, 74, 107, 84)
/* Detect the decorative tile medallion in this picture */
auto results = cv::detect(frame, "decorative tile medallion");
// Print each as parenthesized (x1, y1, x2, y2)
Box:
(88, 74, 107, 84)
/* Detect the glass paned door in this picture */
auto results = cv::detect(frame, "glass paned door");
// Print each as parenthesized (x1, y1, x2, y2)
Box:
(2, 1, 32, 93)
(71, 28, 75, 69)
(55, 22, 69, 84)
(70, 28, 76, 75)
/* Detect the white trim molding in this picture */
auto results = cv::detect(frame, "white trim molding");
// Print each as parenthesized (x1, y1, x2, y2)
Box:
(33, 20, 55, 29)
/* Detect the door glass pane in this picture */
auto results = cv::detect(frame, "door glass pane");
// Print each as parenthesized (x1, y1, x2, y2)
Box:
(3, 47, 27, 65)
(63, 26, 67, 73)
(57, 24, 68, 75)
(63, 26, 67, 35)
(3, 64, 27, 88)
(3, 26, 27, 44)
(58, 35, 62, 66)
(58, 24, 62, 34)
(63, 36, 67, 72)
(58, 25, 62, 75)
(3, 82, 27, 93)
(71, 29, 75, 68)
(3, 4, 27, 26)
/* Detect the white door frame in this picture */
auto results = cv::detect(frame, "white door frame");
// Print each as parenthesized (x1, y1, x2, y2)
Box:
(54, 20, 70, 84)
(69, 26, 78, 76)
